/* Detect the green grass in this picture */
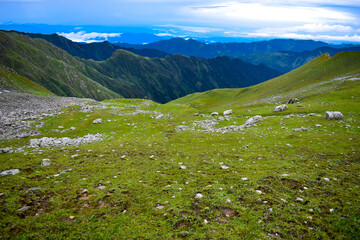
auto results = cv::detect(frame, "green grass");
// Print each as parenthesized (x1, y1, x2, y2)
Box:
(0, 52, 359, 239)
(0, 65, 55, 97)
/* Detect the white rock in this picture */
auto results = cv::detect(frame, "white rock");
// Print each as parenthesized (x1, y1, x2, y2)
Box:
(330, 208, 334, 213)
(244, 115, 262, 127)
(296, 197, 304, 202)
(195, 193, 203, 199)
(225, 199, 231, 204)
(255, 190, 262, 194)
(325, 111, 343, 120)
(223, 109, 233, 116)
(93, 118, 102, 124)
(211, 112, 219, 116)
(323, 178, 330, 181)
(180, 165, 186, 169)
(241, 177, 248, 181)
(0, 169, 20, 176)
(273, 104, 288, 112)
(221, 165, 229, 169)
(41, 159, 51, 167)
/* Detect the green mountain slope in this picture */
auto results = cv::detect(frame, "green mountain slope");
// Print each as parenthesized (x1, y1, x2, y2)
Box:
(0, 65, 55, 97)
(170, 52, 360, 111)
(86, 50, 280, 103)
(0, 31, 121, 100)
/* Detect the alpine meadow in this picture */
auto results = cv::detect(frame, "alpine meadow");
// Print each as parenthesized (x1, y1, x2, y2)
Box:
(1, 1, 360, 239)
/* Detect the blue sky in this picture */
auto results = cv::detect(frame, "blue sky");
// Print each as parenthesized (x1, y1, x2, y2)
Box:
(1, 0, 360, 43)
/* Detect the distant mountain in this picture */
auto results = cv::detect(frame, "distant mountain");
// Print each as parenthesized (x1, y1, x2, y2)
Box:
(115, 38, 332, 58)
(239, 46, 360, 73)
(0, 31, 280, 103)
(5, 31, 170, 61)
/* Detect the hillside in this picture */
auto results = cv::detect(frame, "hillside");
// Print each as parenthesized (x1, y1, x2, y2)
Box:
(0, 31, 120, 100)
(0, 51, 359, 239)
(171, 52, 360, 110)
(0, 65, 55, 97)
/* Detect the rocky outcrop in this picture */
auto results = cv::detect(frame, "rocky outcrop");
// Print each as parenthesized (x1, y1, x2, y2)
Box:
(29, 134, 103, 148)
(287, 98, 299, 104)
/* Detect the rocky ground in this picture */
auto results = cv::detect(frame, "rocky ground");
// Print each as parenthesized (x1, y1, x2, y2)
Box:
(0, 90, 101, 140)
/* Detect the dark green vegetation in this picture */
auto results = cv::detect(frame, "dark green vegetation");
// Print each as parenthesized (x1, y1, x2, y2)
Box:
(0, 31, 280, 103)
(0, 52, 359, 239)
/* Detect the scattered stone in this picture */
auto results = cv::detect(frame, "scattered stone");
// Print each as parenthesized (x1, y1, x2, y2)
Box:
(204, 219, 209, 224)
(69, 216, 75, 220)
(194, 113, 199, 116)
(155, 114, 164, 119)
(41, 158, 51, 166)
(323, 178, 330, 181)
(155, 204, 165, 210)
(0, 169, 20, 176)
(241, 177, 248, 181)
(223, 109, 233, 116)
(225, 199, 231, 204)
(296, 197, 304, 202)
(180, 165, 186, 169)
(58, 126, 64, 129)
(195, 193, 203, 199)
(221, 165, 229, 170)
(287, 98, 299, 104)
(92, 118, 102, 124)
(294, 126, 308, 132)
(255, 190, 262, 194)
(211, 112, 219, 116)
(325, 111, 344, 120)
(17, 206, 31, 212)
(330, 209, 334, 213)
(315, 124, 322, 128)
(81, 189, 89, 194)
(273, 104, 288, 112)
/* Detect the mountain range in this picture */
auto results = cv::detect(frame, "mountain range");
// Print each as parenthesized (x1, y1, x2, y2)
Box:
(0, 31, 280, 103)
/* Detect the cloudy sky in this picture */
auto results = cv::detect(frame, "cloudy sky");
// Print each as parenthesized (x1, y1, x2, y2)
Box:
(1, 0, 360, 43)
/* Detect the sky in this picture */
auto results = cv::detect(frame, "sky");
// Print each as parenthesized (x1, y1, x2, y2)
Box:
(1, 0, 360, 43)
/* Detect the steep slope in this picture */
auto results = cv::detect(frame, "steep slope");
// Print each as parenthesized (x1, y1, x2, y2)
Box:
(170, 52, 360, 110)
(7, 30, 169, 60)
(239, 46, 360, 73)
(86, 50, 280, 103)
(0, 31, 120, 100)
(0, 65, 55, 97)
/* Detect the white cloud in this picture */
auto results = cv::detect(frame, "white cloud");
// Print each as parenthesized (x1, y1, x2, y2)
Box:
(58, 31, 122, 43)
(186, 1, 355, 26)
(157, 24, 222, 33)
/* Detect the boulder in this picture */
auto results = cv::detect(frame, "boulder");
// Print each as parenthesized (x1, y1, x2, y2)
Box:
(325, 111, 343, 120)
(223, 109, 233, 116)
(92, 118, 102, 124)
(273, 104, 288, 112)
(244, 115, 262, 127)
(211, 112, 219, 116)
(0, 169, 20, 176)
